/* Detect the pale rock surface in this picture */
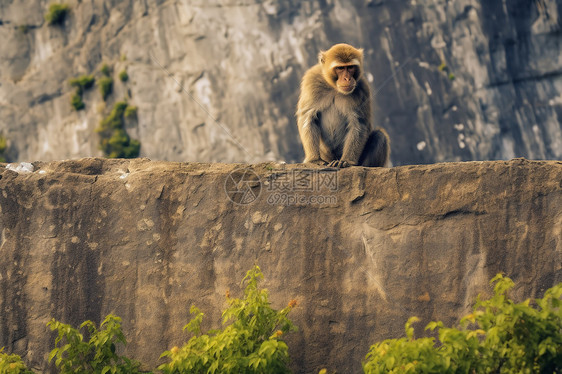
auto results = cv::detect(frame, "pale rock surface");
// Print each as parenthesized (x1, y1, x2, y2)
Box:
(0, 1, 561, 165)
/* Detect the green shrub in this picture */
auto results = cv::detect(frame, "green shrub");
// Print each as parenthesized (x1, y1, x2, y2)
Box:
(69, 75, 94, 111)
(101, 63, 111, 77)
(69, 75, 95, 93)
(159, 265, 298, 374)
(0, 347, 34, 373)
(96, 101, 140, 158)
(0, 135, 7, 163)
(70, 93, 85, 111)
(119, 70, 129, 82)
(99, 101, 128, 129)
(363, 274, 562, 373)
(44, 3, 70, 26)
(3, 270, 558, 373)
(0, 265, 296, 373)
(47, 314, 144, 374)
(124, 105, 137, 119)
(98, 77, 113, 101)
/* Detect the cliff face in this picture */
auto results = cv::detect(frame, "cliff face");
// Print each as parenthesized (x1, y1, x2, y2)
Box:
(1, 159, 561, 373)
(1, 0, 561, 165)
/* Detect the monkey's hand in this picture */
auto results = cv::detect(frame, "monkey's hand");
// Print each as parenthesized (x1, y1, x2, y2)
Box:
(327, 160, 353, 168)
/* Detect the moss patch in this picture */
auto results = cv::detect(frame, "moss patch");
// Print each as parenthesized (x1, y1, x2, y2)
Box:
(69, 75, 95, 111)
(96, 101, 140, 158)
(70, 75, 95, 93)
(119, 70, 129, 82)
(124, 105, 137, 119)
(70, 93, 85, 110)
(98, 77, 113, 102)
(101, 63, 111, 77)
(45, 3, 70, 26)
(0, 135, 7, 163)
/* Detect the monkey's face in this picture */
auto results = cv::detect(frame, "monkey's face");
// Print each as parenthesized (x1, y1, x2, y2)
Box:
(334, 65, 358, 95)
(319, 44, 364, 95)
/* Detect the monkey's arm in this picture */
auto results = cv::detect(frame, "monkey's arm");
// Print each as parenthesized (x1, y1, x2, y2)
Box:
(297, 109, 324, 164)
(296, 66, 328, 164)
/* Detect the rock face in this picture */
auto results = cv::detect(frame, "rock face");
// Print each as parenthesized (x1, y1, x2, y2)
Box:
(1, 1, 561, 165)
(1, 158, 561, 373)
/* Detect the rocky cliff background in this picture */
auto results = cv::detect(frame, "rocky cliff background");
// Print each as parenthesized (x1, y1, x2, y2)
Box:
(1, 0, 561, 165)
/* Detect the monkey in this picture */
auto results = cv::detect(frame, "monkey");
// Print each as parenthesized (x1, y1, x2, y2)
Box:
(296, 43, 390, 168)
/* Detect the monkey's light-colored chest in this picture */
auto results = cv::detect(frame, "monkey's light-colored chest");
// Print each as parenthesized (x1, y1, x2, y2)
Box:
(318, 96, 352, 151)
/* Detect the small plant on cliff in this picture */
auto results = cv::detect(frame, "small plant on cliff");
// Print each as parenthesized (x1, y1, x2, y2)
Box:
(118, 70, 129, 82)
(98, 77, 113, 102)
(0, 348, 34, 374)
(100, 64, 111, 77)
(69, 75, 95, 111)
(70, 93, 85, 111)
(47, 314, 145, 374)
(96, 101, 140, 158)
(44, 3, 70, 26)
(363, 274, 562, 373)
(0, 134, 8, 163)
(98, 64, 113, 101)
(159, 265, 298, 374)
(124, 105, 137, 119)
(70, 75, 95, 91)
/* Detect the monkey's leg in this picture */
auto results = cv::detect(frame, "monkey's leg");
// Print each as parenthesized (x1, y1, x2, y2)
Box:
(358, 128, 390, 167)
(337, 120, 370, 167)
(319, 140, 335, 165)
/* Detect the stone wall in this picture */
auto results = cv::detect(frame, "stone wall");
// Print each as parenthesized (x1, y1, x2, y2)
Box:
(1, 158, 561, 372)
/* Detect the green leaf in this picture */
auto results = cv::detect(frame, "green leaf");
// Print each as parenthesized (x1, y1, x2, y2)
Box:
(384, 355, 395, 368)
(48, 348, 59, 362)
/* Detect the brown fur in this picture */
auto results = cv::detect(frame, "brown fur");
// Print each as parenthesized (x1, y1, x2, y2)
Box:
(296, 44, 390, 167)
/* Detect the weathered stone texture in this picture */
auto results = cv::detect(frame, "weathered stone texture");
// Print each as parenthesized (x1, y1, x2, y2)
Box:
(0, 158, 561, 373)
(0, 1, 561, 165)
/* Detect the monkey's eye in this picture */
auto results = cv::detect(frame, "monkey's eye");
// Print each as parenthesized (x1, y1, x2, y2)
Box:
(335, 66, 345, 71)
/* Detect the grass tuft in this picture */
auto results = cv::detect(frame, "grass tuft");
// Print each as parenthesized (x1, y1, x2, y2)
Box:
(45, 3, 70, 26)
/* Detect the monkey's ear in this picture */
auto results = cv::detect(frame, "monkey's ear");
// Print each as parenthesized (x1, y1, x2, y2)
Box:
(318, 51, 326, 64)
(357, 48, 365, 57)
